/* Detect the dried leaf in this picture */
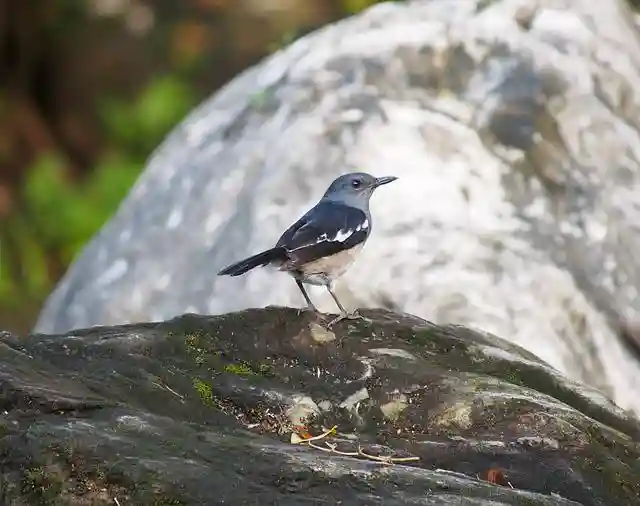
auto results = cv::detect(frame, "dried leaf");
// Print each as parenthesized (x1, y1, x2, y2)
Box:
(484, 468, 511, 487)
(290, 432, 304, 444)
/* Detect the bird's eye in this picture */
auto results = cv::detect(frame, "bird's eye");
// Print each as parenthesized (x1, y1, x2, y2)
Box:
(351, 179, 361, 188)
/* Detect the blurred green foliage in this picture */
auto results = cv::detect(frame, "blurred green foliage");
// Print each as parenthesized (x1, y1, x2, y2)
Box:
(0, 0, 392, 333)
(342, 0, 383, 14)
(100, 76, 195, 158)
(0, 76, 196, 308)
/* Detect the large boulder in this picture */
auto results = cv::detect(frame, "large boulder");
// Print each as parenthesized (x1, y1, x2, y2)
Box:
(35, 0, 640, 415)
(3, 308, 640, 504)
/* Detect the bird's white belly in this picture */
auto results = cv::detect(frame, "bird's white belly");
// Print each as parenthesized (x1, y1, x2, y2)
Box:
(296, 244, 363, 286)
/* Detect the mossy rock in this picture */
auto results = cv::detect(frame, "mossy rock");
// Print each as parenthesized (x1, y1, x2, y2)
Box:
(1, 307, 639, 504)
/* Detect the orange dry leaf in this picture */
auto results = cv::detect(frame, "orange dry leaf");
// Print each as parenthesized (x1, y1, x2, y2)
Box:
(484, 468, 510, 487)
(293, 425, 312, 439)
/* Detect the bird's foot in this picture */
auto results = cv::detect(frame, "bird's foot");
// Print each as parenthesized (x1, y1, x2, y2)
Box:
(297, 306, 319, 316)
(326, 309, 366, 328)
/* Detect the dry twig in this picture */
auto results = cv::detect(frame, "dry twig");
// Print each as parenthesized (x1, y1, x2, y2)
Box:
(291, 425, 419, 465)
(151, 381, 185, 401)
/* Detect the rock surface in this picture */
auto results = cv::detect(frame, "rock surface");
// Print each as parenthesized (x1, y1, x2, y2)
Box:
(4, 308, 640, 505)
(35, 0, 640, 415)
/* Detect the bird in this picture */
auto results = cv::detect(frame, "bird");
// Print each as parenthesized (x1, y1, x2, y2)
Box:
(217, 172, 398, 326)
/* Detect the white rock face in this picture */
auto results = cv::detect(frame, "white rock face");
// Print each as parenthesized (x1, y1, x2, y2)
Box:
(36, 0, 640, 415)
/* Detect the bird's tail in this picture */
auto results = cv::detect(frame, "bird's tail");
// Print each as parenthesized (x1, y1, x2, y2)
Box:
(217, 247, 287, 277)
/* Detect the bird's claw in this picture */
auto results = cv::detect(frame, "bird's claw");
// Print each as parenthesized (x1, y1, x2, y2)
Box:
(326, 310, 365, 328)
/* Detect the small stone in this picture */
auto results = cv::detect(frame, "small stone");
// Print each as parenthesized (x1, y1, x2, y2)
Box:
(317, 400, 333, 412)
(380, 394, 409, 422)
(285, 395, 321, 426)
(433, 402, 474, 430)
(369, 348, 418, 361)
(338, 388, 370, 412)
(309, 322, 336, 343)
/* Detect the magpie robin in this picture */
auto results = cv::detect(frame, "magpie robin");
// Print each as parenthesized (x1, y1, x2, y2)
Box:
(217, 172, 397, 326)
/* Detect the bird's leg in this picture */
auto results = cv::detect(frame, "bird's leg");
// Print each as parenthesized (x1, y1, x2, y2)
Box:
(326, 284, 362, 327)
(295, 279, 318, 313)
(327, 285, 348, 314)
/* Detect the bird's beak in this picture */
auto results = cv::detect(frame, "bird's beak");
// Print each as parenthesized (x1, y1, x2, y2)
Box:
(373, 176, 398, 187)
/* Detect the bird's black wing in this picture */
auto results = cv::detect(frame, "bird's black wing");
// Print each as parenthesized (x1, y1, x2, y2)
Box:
(276, 201, 370, 268)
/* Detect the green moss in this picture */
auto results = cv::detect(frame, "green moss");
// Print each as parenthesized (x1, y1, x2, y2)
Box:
(192, 378, 214, 406)
(223, 361, 275, 378)
(223, 363, 253, 376)
(183, 331, 218, 366)
(184, 328, 276, 379)
(185, 333, 204, 364)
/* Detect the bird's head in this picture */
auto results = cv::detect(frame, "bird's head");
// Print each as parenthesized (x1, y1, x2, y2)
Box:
(321, 172, 397, 207)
